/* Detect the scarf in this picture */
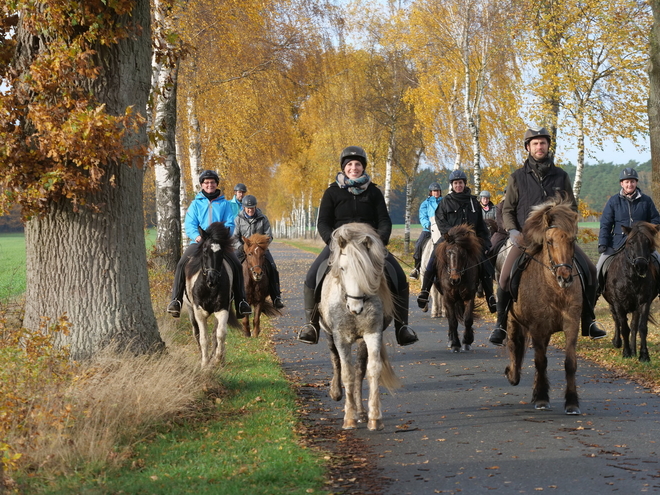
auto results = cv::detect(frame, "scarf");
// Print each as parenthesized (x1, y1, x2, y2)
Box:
(450, 187, 476, 212)
(528, 153, 553, 178)
(620, 187, 642, 202)
(336, 172, 371, 195)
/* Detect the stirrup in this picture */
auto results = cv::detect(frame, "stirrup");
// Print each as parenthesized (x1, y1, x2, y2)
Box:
(487, 295, 497, 313)
(417, 290, 430, 308)
(489, 326, 507, 346)
(239, 300, 252, 316)
(274, 297, 285, 309)
(396, 325, 418, 346)
(167, 299, 181, 318)
(297, 324, 319, 345)
(409, 268, 420, 280)
(584, 321, 606, 340)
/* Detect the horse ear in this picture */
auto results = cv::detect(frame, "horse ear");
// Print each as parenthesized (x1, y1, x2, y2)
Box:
(198, 226, 207, 239)
(337, 235, 347, 249)
(622, 225, 632, 235)
(363, 236, 373, 250)
(654, 224, 660, 235)
(243, 235, 251, 247)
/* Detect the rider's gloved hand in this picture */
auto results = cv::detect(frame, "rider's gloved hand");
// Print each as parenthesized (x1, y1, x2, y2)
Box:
(509, 229, 522, 247)
(598, 245, 607, 254)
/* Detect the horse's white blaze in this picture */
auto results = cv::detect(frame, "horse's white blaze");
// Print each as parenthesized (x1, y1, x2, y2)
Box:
(210, 242, 221, 252)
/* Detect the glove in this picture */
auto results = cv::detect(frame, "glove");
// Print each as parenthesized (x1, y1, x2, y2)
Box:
(598, 245, 607, 254)
(508, 229, 522, 247)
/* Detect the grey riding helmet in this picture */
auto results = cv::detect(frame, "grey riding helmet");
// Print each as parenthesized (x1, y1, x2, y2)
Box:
(479, 190, 490, 198)
(234, 183, 247, 192)
(243, 195, 257, 207)
(619, 167, 639, 181)
(448, 169, 467, 183)
(428, 182, 441, 191)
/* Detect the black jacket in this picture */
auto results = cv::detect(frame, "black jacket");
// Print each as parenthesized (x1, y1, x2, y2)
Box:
(317, 182, 392, 245)
(435, 188, 491, 251)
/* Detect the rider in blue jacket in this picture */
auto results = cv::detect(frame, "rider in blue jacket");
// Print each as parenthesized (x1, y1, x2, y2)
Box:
(167, 170, 252, 318)
(410, 183, 442, 279)
(597, 167, 660, 275)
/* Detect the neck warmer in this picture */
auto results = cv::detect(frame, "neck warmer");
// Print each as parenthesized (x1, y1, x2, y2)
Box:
(528, 153, 553, 178)
(336, 172, 371, 195)
(202, 189, 221, 200)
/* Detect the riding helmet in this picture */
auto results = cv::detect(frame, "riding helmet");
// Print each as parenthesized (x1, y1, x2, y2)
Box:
(243, 195, 257, 207)
(479, 190, 491, 198)
(428, 182, 442, 192)
(619, 167, 639, 182)
(340, 146, 368, 169)
(199, 170, 220, 184)
(448, 169, 468, 183)
(234, 183, 247, 192)
(523, 127, 552, 150)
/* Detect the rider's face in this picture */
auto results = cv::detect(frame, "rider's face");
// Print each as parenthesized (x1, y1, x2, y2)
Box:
(236, 190, 245, 200)
(344, 160, 365, 180)
(245, 206, 256, 216)
(430, 190, 441, 198)
(452, 180, 465, 193)
(202, 179, 218, 194)
(621, 179, 638, 195)
(527, 137, 550, 161)
(480, 196, 489, 205)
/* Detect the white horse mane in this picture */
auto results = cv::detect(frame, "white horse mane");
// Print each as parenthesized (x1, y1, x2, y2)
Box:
(329, 224, 387, 296)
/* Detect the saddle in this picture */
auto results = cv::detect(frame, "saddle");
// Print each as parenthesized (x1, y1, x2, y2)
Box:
(313, 256, 399, 299)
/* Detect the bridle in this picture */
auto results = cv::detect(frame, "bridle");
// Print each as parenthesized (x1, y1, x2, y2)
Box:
(624, 232, 651, 268)
(543, 225, 574, 275)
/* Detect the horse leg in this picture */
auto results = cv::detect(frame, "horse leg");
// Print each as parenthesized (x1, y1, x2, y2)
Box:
(609, 303, 622, 348)
(335, 339, 358, 430)
(431, 287, 443, 318)
(241, 314, 251, 337)
(617, 311, 633, 359)
(505, 320, 524, 386)
(446, 301, 461, 352)
(363, 333, 384, 431)
(563, 320, 580, 415)
(252, 304, 262, 338)
(354, 340, 368, 423)
(210, 310, 229, 367)
(531, 334, 551, 410)
(194, 311, 209, 368)
(461, 298, 475, 352)
(635, 305, 652, 363)
(328, 333, 343, 402)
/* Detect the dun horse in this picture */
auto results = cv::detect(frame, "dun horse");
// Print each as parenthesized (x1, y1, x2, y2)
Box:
(602, 221, 660, 362)
(503, 198, 582, 414)
(435, 224, 482, 352)
(241, 233, 281, 337)
(319, 223, 400, 431)
(183, 222, 240, 368)
(420, 231, 444, 318)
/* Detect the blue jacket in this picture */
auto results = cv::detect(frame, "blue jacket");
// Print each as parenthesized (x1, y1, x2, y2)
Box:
(598, 188, 660, 251)
(229, 196, 242, 218)
(185, 192, 235, 243)
(419, 196, 442, 232)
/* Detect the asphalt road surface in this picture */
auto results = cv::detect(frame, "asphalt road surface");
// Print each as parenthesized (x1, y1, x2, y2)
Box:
(270, 241, 660, 495)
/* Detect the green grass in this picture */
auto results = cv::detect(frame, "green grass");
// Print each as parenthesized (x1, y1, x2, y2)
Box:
(0, 232, 26, 301)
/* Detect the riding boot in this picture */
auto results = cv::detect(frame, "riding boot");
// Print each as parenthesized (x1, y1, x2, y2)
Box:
(417, 263, 435, 308)
(227, 253, 252, 316)
(580, 278, 606, 340)
(297, 284, 320, 344)
(394, 284, 419, 346)
(167, 255, 187, 318)
(489, 287, 510, 346)
(267, 260, 285, 309)
(481, 272, 497, 313)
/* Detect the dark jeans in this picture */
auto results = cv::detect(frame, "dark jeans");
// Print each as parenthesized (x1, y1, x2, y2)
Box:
(413, 230, 431, 269)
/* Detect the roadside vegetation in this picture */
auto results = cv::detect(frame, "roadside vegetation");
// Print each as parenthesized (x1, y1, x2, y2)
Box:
(0, 233, 327, 494)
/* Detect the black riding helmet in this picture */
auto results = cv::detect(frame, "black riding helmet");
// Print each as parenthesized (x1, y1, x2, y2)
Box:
(199, 170, 219, 184)
(619, 167, 639, 182)
(523, 127, 552, 151)
(234, 183, 247, 192)
(243, 195, 257, 208)
(448, 169, 467, 183)
(428, 182, 441, 191)
(340, 146, 368, 170)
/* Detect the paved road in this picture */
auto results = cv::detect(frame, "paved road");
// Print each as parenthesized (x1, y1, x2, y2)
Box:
(270, 241, 660, 494)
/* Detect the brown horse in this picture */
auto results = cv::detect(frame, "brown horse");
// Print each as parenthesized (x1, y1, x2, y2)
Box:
(241, 233, 280, 337)
(504, 197, 582, 414)
(435, 224, 483, 352)
(602, 221, 660, 362)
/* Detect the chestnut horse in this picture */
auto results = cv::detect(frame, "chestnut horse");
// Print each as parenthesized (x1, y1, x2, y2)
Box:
(319, 223, 400, 431)
(504, 198, 582, 414)
(602, 221, 660, 362)
(241, 233, 281, 337)
(435, 224, 483, 352)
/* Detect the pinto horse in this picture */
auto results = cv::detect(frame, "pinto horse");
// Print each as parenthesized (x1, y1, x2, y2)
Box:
(319, 223, 400, 431)
(241, 233, 281, 337)
(602, 221, 660, 362)
(504, 198, 582, 415)
(435, 224, 483, 352)
(183, 222, 240, 368)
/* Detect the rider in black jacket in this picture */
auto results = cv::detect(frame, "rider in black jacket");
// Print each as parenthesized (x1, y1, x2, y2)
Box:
(296, 146, 419, 347)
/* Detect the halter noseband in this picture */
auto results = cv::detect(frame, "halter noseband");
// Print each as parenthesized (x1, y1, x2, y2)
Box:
(545, 225, 574, 275)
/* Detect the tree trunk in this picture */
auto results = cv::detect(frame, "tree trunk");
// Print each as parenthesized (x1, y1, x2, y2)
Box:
(650, 0, 660, 204)
(573, 120, 586, 201)
(384, 132, 395, 211)
(21, 0, 164, 360)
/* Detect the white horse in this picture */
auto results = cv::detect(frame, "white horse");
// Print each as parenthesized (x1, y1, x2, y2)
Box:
(319, 223, 401, 431)
(420, 216, 444, 317)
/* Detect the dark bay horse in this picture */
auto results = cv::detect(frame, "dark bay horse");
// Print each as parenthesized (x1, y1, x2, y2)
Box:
(319, 223, 400, 431)
(241, 233, 281, 337)
(602, 221, 660, 362)
(504, 198, 582, 414)
(435, 224, 482, 352)
(183, 222, 240, 368)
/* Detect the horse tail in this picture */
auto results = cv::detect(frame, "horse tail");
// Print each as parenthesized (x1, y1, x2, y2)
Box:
(261, 301, 283, 317)
(227, 307, 241, 330)
(379, 344, 401, 393)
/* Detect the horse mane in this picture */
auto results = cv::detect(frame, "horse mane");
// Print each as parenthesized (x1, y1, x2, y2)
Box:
(627, 221, 660, 252)
(186, 222, 233, 276)
(522, 197, 577, 256)
(329, 223, 394, 317)
(436, 224, 483, 273)
(246, 233, 271, 250)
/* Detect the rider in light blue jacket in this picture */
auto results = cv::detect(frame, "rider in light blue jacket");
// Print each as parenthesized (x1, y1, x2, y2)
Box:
(167, 170, 251, 319)
(409, 183, 442, 279)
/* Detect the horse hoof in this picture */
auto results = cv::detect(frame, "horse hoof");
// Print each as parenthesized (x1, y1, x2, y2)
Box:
(451, 346, 460, 353)
(534, 402, 551, 411)
(639, 353, 651, 363)
(565, 406, 581, 415)
(612, 339, 622, 348)
(367, 419, 384, 431)
(461, 344, 471, 352)
(342, 419, 357, 430)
